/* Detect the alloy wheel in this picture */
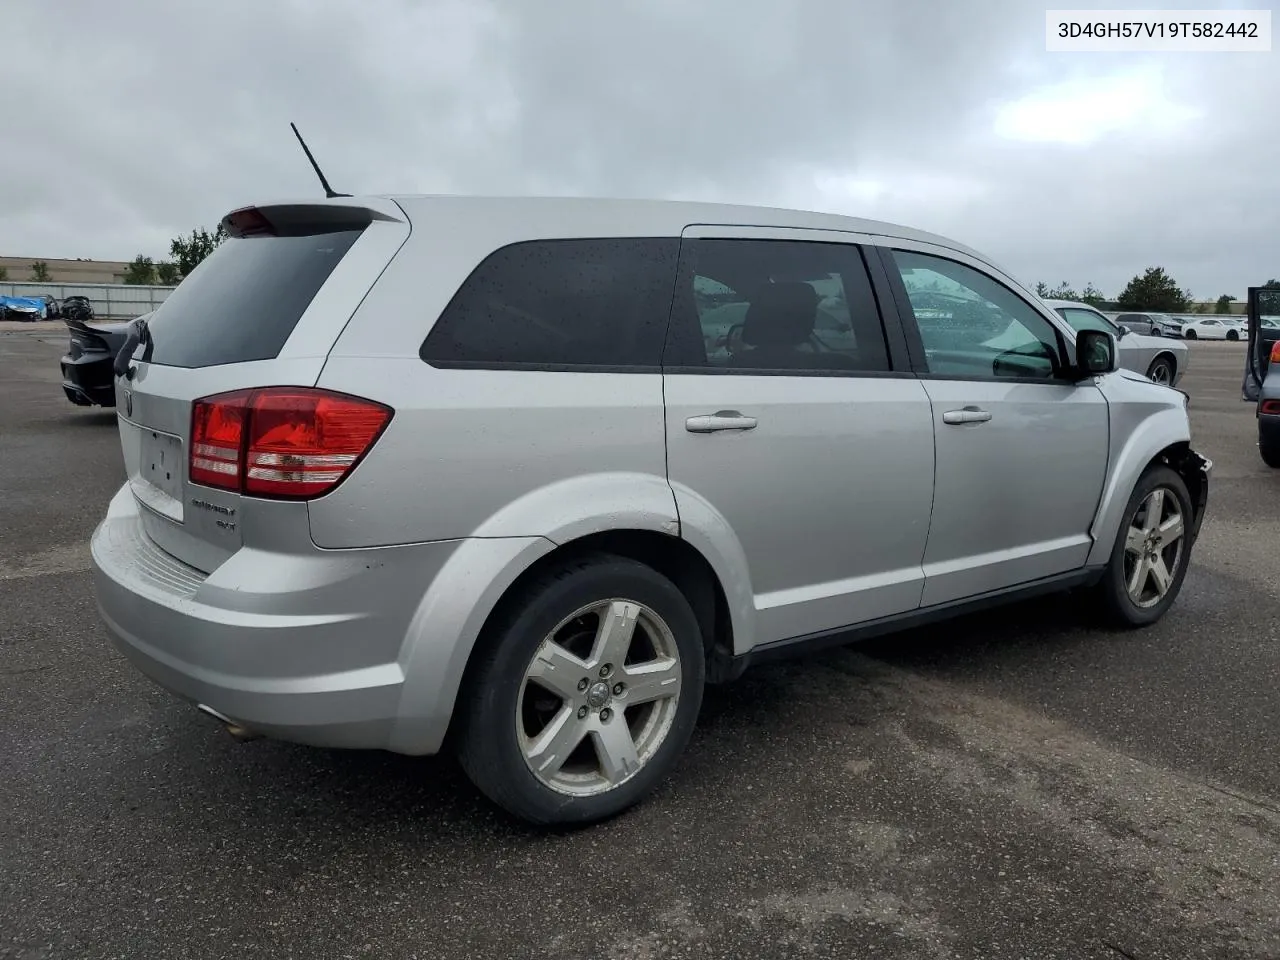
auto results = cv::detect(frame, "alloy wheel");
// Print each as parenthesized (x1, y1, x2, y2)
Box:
(516, 599, 682, 797)
(1122, 488, 1186, 608)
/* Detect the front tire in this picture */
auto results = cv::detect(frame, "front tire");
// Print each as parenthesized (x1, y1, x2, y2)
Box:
(456, 554, 705, 825)
(1146, 356, 1175, 386)
(1095, 465, 1193, 627)
(1184, 329, 1197, 340)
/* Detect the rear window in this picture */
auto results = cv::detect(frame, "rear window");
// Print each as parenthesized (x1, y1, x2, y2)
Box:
(419, 238, 679, 369)
(144, 230, 363, 368)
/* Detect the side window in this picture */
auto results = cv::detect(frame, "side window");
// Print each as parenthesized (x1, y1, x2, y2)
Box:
(669, 239, 890, 374)
(420, 238, 679, 368)
(890, 250, 1063, 380)
(1057, 307, 1116, 335)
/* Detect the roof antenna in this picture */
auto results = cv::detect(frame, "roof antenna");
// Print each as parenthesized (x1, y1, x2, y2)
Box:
(290, 122, 350, 198)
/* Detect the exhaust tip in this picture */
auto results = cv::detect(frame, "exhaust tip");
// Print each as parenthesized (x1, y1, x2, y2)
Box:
(197, 703, 263, 743)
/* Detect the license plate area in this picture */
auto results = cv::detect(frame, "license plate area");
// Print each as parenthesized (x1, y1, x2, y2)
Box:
(129, 426, 185, 522)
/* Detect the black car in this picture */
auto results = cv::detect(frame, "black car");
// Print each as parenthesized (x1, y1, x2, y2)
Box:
(60, 314, 135, 406)
(60, 295, 95, 323)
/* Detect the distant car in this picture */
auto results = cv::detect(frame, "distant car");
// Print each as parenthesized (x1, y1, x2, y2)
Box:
(0, 295, 46, 321)
(61, 295, 95, 323)
(1179, 317, 1237, 341)
(1046, 299, 1187, 386)
(60, 314, 136, 406)
(1112, 312, 1168, 337)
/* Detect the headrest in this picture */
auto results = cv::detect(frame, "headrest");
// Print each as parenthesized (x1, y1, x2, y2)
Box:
(742, 282, 819, 347)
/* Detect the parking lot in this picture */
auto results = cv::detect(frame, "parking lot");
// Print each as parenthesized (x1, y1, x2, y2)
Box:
(1, 331, 1278, 960)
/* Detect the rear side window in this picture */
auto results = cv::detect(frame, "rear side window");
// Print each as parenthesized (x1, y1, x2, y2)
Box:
(144, 230, 363, 368)
(420, 238, 679, 369)
(664, 239, 891, 374)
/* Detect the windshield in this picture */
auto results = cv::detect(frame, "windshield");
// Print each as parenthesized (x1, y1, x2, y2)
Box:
(1056, 307, 1117, 335)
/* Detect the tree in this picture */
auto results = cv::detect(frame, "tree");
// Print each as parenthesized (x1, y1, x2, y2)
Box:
(123, 255, 158, 285)
(170, 224, 227, 278)
(0, 266, 7, 281)
(29, 261, 51, 282)
(1035, 281, 1079, 300)
(156, 261, 181, 286)
(1114, 267, 1191, 312)
(1214, 294, 1237, 314)
(1080, 283, 1106, 307)
(1263, 279, 1280, 290)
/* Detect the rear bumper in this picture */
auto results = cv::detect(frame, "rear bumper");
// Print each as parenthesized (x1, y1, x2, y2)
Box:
(60, 353, 115, 406)
(90, 486, 471, 753)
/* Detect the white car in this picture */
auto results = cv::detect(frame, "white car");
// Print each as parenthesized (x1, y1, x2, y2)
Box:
(1045, 300, 1187, 386)
(1179, 317, 1239, 341)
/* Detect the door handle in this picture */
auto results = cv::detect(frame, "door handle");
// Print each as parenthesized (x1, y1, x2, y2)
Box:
(685, 411, 759, 433)
(942, 407, 993, 425)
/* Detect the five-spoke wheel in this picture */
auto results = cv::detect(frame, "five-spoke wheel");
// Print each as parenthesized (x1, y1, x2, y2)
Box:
(457, 555, 704, 825)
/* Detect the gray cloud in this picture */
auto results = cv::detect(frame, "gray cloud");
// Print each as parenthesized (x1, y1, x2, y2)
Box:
(2, 0, 1276, 297)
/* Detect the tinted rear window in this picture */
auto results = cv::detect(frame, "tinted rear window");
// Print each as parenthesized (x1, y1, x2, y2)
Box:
(420, 238, 679, 369)
(144, 230, 363, 368)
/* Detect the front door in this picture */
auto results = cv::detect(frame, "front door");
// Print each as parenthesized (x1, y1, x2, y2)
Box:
(662, 230, 936, 646)
(882, 245, 1110, 607)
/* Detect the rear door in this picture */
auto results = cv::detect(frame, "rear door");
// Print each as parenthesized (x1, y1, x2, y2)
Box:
(878, 243, 1109, 606)
(662, 227, 935, 645)
(115, 199, 409, 572)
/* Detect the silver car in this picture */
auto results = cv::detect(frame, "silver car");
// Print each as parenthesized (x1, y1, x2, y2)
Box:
(1047, 299, 1188, 386)
(91, 197, 1211, 825)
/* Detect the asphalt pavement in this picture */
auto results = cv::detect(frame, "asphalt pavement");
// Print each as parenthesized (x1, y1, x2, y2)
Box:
(1, 331, 1277, 960)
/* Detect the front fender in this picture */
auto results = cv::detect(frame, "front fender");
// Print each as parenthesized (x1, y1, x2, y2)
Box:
(1086, 401, 1192, 568)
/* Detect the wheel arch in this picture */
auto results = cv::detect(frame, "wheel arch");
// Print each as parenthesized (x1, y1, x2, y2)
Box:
(1086, 415, 1208, 568)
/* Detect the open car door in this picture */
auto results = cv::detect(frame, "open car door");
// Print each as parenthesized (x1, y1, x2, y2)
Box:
(1243, 286, 1280, 401)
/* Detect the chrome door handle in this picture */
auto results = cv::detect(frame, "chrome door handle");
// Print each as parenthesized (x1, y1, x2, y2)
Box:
(685, 411, 759, 433)
(942, 407, 992, 425)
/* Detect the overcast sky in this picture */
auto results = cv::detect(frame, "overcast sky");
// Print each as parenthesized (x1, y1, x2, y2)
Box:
(2, 0, 1277, 298)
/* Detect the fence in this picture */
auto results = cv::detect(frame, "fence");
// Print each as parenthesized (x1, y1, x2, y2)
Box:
(0, 281, 174, 320)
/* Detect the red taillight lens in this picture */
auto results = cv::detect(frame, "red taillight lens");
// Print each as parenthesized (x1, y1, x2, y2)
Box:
(1262, 399, 1280, 415)
(189, 388, 391, 500)
(1270, 341, 1280, 364)
(191, 389, 252, 490)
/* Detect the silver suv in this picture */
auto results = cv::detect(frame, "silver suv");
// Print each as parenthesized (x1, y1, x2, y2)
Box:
(91, 197, 1211, 825)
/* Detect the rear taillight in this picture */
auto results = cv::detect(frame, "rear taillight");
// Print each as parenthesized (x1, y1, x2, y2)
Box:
(1269, 341, 1280, 364)
(190, 387, 391, 499)
(1262, 400, 1280, 415)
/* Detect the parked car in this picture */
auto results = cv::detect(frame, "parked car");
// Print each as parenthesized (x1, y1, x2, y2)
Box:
(1044, 299, 1187, 386)
(91, 196, 1211, 825)
(60, 313, 138, 406)
(60, 295, 95, 323)
(1179, 316, 1237, 341)
(0, 295, 46, 321)
(1112, 312, 1168, 337)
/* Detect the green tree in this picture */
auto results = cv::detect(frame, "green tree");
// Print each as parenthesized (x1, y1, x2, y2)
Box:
(170, 224, 227, 278)
(1036, 281, 1078, 300)
(29, 261, 51, 282)
(1263, 279, 1280, 289)
(0, 266, 8, 281)
(1080, 283, 1106, 307)
(156, 261, 181, 285)
(1214, 294, 1236, 314)
(123, 255, 158, 285)
(1114, 267, 1191, 312)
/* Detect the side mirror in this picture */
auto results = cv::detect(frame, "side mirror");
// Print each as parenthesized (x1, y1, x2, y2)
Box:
(1075, 329, 1116, 378)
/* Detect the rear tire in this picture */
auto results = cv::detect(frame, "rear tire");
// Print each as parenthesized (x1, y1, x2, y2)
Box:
(1094, 465, 1194, 628)
(456, 554, 705, 825)
(1260, 424, 1280, 468)
(1227, 330, 1240, 341)
(1146, 356, 1175, 386)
